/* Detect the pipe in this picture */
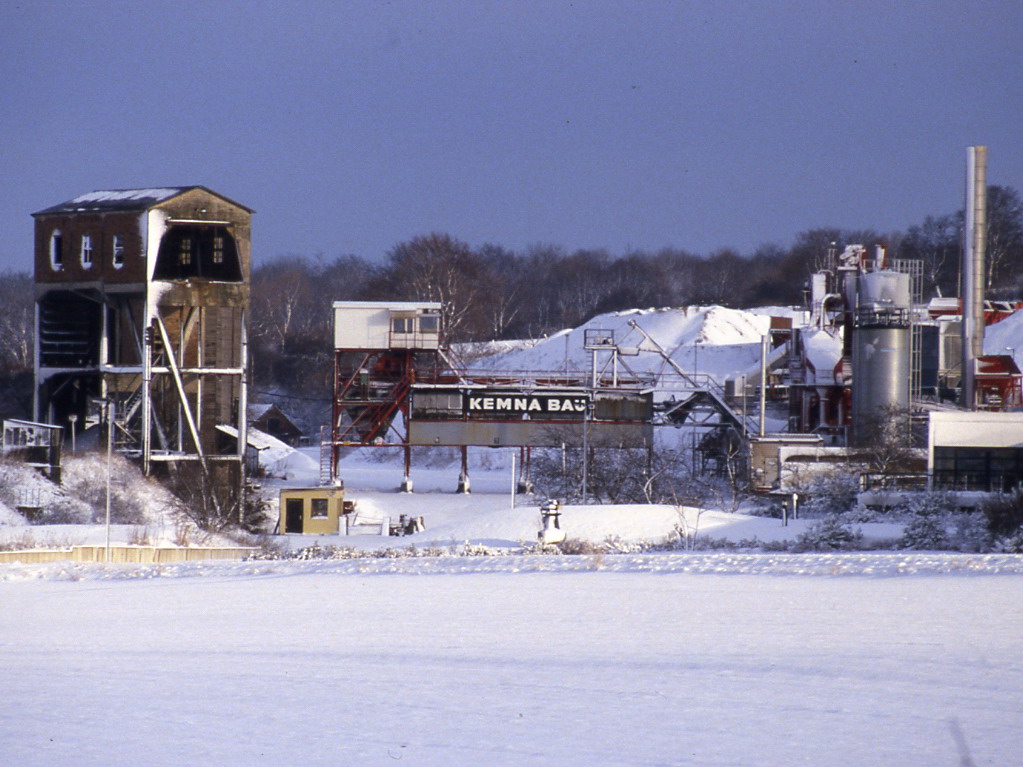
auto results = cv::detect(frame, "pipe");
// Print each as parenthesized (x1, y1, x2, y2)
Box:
(962, 146, 987, 409)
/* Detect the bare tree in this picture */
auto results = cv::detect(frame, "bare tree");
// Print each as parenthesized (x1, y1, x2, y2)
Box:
(900, 214, 959, 298)
(0, 271, 34, 373)
(985, 185, 1023, 295)
(377, 233, 489, 342)
(250, 256, 319, 353)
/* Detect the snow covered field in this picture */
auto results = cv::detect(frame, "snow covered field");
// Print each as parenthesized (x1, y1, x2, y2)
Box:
(5, 448, 1021, 765)
(2, 556, 1022, 766)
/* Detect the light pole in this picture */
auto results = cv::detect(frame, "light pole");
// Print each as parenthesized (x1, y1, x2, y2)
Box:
(104, 400, 115, 563)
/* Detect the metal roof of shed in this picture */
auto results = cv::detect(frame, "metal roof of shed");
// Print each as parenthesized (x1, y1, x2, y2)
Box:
(33, 186, 253, 215)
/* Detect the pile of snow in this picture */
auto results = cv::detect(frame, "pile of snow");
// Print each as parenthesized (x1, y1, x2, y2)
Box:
(984, 306, 1023, 364)
(470, 305, 797, 382)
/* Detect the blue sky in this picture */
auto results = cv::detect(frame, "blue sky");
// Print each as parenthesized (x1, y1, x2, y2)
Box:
(2, 0, 1020, 270)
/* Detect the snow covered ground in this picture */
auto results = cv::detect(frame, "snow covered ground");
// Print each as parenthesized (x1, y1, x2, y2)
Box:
(3, 451, 1022, 766)
(2, 554, 1022, 766)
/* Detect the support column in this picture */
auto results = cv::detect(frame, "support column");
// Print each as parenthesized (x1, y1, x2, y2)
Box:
(516, 446, 533, 494)
(400, 444, 414, 493)
(457, 445, 470, 493)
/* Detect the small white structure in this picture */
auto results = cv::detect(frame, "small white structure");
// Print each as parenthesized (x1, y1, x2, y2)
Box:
(333, 301, 442, 350)
(538, 499, 566, 544)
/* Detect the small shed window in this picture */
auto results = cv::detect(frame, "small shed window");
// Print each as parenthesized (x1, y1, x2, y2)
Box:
(80, 235, 93, 268)
(419, 314, 439, 333)
(180, 238, 193, 266)
(392, 317, 413, 333)
(310, 498, 329, 518)
(50, 230, 63, 270)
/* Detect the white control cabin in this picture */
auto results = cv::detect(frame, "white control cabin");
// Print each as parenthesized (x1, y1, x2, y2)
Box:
(332, 301, 443, 351)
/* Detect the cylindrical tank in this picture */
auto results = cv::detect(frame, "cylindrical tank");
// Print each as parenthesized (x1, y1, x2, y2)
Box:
(851, 271, 911, 445)
(857, 270, 911, 308)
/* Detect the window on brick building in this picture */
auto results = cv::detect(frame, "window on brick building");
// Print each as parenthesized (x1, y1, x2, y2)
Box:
(50, 230, 63, 270)
(112, 234, 125, 268)
(81, 235, 93, 268)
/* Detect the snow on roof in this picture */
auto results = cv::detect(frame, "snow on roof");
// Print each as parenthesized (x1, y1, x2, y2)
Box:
(247, 403, 275, 420)
(984, 306, 1023, 367)
(33, 186, 254, 216)
(215, 424, 280, 452)
(33, 188, 190, 215)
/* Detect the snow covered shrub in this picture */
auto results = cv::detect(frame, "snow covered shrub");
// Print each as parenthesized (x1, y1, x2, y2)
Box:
(60, 452, 192, 526)
(897, 492, 958, 550)
(557, 537, 601, 555)
(529, 442, 653, 504)
(797, 470, 859, 518)
(951, 512, 990, 553)
(900, 512, 950, 550)
(520, 540, 564, 556)
(991, 530, 1023, 553)
(37, 496, 88, 524)
(0, 456, 92, 524)
(793, 515, 863, 551)
(982, 491, 1023, 540)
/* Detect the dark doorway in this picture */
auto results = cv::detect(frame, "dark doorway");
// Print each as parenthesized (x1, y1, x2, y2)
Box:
(285, 498, 304, 533)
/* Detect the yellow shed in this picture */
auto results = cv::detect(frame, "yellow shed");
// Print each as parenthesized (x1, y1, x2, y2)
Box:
(279, 486, 346, 534)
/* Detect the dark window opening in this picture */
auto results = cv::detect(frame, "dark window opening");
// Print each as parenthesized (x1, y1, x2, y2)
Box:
(38, 291, 102, 367)
(154, 226, 242, 281)
(311, 498, 328, 518)
(933, 446, 1023, 492)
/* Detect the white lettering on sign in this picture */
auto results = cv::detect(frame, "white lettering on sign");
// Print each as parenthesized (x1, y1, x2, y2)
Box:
(463, 392, 590, 415)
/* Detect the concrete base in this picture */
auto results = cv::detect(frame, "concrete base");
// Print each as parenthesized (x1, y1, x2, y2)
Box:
(457, 475, 471, 494)
(516, 480, 534, 494)
(399, 476, 414, 493)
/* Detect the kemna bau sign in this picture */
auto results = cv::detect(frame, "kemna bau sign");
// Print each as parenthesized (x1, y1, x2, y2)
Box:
(463, 391, 590, 417)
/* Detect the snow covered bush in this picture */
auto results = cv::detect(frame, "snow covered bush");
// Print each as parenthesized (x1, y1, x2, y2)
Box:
(793, 515, 863, 551)
(982, 491, 1023, 543)
(897, 492, 957, 550)
(950, 511, 990, 553)
(0, 456, 92, 524)
(792, 469, 860, 518)
(61, 452, 184, 525)
(899, 511, 951, 550)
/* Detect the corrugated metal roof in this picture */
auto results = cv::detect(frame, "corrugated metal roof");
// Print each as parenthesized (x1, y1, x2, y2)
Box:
(33, 186, 254, 215)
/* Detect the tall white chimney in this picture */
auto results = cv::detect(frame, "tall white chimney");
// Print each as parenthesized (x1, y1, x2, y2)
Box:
(962, 145, 987, 409)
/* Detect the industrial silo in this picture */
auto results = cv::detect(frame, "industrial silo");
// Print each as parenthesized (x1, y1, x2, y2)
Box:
(851, 270, 912, 445)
